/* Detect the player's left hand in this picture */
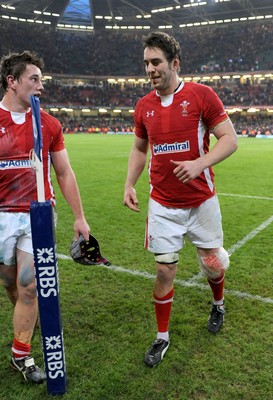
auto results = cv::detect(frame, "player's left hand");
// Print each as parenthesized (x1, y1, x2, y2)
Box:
(170, 159, 203, 183)
(73, 216, 90, 241)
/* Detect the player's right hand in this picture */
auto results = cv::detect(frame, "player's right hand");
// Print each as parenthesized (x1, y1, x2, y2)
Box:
(123, 187, 140, 212)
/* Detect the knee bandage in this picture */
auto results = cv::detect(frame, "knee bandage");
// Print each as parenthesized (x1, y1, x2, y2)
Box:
(198, 248, 229, 279)
(155, 253, 179, 264)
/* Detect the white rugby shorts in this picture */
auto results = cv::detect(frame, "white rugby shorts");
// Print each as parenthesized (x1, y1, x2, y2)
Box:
(145, 195, 223, 254)
(0, 210, 57, 266)
(0, 212, 33, 265)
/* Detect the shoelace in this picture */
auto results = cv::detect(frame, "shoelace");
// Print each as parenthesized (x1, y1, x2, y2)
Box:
(211, 308, 224, 321)
(149, 340, 165, 355)
(23, 364, 37, 373)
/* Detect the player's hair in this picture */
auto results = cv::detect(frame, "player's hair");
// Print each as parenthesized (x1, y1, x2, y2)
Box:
(0, 50, 44, 92)
(143, 31, 181, 64)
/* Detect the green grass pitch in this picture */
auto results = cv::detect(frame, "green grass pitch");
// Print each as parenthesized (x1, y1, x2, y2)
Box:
(0, 135, 273, 399)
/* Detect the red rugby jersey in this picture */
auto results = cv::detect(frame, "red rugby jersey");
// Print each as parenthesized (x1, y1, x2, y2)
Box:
(0, 105, 65, 212)
(134, 81, 228, 208)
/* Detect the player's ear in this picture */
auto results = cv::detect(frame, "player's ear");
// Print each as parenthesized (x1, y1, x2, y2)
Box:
(6, 74, 16, 89)
(172, 57, 180, 72)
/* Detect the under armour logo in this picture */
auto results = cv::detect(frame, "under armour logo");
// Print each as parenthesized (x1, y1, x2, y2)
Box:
(0, 127, 6, 134)
(146, 110, 155, 117)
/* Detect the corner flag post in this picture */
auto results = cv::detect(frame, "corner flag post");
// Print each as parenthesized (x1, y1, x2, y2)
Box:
(29, 96, 67, 395)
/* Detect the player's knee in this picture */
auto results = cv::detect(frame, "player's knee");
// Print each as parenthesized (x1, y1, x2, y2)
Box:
(156, 265, 176, 286)
(19, 283, 37, 304)
(155, 253, 178, 284)
(198, 248, 229, 279)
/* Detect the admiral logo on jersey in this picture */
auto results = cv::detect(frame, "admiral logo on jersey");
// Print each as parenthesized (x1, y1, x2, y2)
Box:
(153, 140, 190, 155)
(0, 159, 32, 169)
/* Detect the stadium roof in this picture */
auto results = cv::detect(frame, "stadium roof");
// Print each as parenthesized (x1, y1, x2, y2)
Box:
(1, 0, 273, 31)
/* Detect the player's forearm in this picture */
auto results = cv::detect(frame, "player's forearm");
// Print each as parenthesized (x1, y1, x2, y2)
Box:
(57, 172, 85, 219)
(125, 148, 147, 189)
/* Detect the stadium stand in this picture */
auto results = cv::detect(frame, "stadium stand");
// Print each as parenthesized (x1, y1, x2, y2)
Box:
(0, 19, 272, 135)
(1, 19, 273, 75)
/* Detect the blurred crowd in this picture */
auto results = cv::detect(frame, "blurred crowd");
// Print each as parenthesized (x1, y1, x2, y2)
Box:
(41, 78, 273, 136)
(56, 112, 273, 137)
(0, 18, 272, 135)
(41, 79, 273, 108)
(0, 19, 273, 75)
